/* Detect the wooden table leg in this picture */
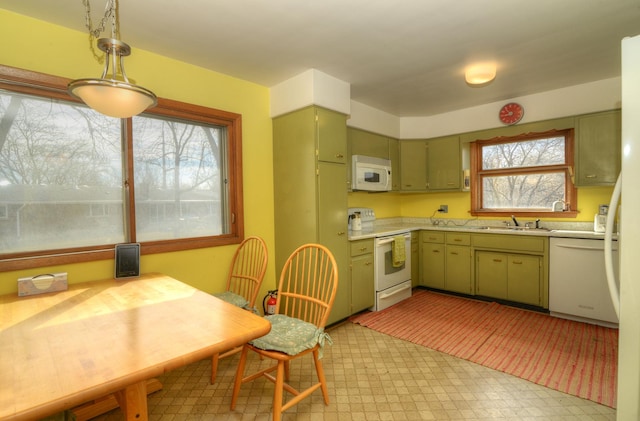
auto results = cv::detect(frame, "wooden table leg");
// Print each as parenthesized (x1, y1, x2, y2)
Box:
(71, 379, 161, 421)
(114, 381, 148, 421)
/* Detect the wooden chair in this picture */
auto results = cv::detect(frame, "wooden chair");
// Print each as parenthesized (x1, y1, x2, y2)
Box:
(211, 236, 268, 384)
(230, 243, 338, 421)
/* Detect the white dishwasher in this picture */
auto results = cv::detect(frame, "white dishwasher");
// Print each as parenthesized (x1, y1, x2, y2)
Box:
(549, 237, 619, 327)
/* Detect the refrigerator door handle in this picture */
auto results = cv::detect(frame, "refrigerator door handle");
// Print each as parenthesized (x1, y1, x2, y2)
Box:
(604, 172, 621, 319)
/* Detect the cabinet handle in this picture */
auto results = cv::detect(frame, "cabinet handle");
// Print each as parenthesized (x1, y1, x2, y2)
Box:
(432, 250, 440, 253)
(337, 231, 345, 236)
(493, 258, 502, 263)
(447, 182, 455, 186)
(512, 260, 523, 265)
(450, 251, 459, 255)
(404, 184, 413, 187)
(360, 247, 368, 251)
(585, 174, 597, 178)
(335, 153, 344, 158)
(454, 238, 462, 242)
(365, 262, 372, 266)
(428, 237, 438, 241)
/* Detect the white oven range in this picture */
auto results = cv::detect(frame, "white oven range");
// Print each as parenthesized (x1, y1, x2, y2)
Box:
(373, 230, 412, 311)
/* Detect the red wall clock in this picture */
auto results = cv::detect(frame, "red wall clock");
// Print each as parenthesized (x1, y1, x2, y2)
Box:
(499, 102, 524, 125)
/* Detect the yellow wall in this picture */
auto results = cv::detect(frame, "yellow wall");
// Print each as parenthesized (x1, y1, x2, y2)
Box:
(0, 10, 277, 298)
(349, 184, 615, 223)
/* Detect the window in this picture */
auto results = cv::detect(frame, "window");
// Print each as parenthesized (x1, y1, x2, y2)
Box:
(0, 65, 243, 271)
(470, 129, 577, 216)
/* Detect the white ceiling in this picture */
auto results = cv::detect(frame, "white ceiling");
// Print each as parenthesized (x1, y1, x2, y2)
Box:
(2, 0, 640, 117)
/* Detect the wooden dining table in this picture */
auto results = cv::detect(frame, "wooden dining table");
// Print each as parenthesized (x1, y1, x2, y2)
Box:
(0, 272, 271, 421)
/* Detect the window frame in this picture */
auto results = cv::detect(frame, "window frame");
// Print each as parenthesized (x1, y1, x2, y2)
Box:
(0, 64, 244, 272)
(470, 129, 578, 217)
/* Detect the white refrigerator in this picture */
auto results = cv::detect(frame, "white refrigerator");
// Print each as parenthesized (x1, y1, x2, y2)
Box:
(616, 34, 640, 419)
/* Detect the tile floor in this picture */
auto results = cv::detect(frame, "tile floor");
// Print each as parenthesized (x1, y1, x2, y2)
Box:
(90, 321, 616, 421)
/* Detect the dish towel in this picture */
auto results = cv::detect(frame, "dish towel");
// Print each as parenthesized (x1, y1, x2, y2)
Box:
(392, 236, 405, 267)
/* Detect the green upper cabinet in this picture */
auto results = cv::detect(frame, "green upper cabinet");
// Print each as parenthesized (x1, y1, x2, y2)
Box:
(388, 138, 400, 191)
(317, 108, 348, 164)
(399, 136, 461, 192)
(348, 127, 390, 159)
(427, 136, 461, 190)
(575, 110, 621, 186)
(399, 140, 427, 191)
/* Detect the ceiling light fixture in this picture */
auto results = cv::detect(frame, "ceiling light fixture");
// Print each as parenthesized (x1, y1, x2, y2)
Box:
(465, 62, 497, 86)
(68, 0, 157, 118)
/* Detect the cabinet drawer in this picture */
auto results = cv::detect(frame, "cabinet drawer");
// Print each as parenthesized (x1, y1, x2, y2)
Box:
(446, 232, 470, 246)
(472, 233, 545, 253)
(422, 231, 445, 243)
(350, 239, 374, 256)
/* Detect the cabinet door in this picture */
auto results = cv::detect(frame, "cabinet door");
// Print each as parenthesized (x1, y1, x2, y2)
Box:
(427, 136, 461, 190)
(351, 253, 375, 313)
(348, 127, 389, 159)
(476, 251, 508, 299)
(388, 138, 400, 191)
(411, 232, 419, 287)
(421, 243, 445, 289)
(507, 255, 541, 306)
(317, 107, 347, 164)
(445, 245, 472, 294)
(318, 161, 349, 325)
(399, 140, 427, 191)
(575, 110, 621, 186)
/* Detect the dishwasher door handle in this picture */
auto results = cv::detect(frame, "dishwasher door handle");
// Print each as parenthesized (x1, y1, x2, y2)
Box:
(554, 244, 607, 251)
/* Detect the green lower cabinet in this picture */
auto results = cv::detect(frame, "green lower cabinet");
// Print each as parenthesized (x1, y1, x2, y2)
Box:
(476, 251, 508, 300)
(476, 251, 542, 306)
(421, 242, 445, 289)
(350, 253, 374, 313)
(506, 254, 542, 306)
(349, 239, 375, 314)
(411, 232, 419, 287)
(445, 245, 472, 294)
(421, 231, 472, 293)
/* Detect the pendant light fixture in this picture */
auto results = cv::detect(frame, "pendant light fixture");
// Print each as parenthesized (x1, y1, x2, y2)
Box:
(68, 0, 157, 118)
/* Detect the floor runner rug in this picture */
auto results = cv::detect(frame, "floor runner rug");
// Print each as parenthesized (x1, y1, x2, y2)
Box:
(350, 289, 618, 408)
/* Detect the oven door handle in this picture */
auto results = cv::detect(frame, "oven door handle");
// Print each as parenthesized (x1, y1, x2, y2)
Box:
(376, 234, 411, 246)
(379, 283, 412, 300)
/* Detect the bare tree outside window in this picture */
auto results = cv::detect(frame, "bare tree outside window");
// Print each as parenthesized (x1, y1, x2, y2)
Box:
(471, 130, 577, 216)
(0, 65, 244, 270)
(132, 115, 226, 241)
(0, 90, 124, 254)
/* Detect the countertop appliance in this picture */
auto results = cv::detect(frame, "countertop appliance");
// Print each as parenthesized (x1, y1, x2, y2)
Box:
(351, 155, 392, 192)
(549, 236, 619, 327)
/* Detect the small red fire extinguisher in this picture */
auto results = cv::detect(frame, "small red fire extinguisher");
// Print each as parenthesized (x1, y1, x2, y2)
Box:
(263, 290, 278, 316)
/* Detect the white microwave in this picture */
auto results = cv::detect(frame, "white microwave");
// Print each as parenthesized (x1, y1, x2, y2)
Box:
(352, 155, 392, 191)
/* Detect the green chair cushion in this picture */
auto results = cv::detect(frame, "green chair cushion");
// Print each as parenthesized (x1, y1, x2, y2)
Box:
(250, 314, 332, 357)
(213, 291, 249, 309)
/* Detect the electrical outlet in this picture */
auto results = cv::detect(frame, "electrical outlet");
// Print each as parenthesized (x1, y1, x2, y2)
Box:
(438, 205, 448, 213)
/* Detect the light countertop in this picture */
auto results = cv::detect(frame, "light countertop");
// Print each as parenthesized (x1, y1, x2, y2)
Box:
(349, 222, 613, 241)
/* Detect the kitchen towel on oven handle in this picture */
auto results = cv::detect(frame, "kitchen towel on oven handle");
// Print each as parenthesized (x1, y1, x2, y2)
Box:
(392, 235, 406, 267)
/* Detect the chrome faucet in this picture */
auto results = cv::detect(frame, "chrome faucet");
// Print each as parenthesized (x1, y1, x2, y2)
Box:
(511, 215, 520, 227)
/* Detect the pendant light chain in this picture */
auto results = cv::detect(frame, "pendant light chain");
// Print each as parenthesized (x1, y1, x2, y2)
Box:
(82, 0, 115, 40)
